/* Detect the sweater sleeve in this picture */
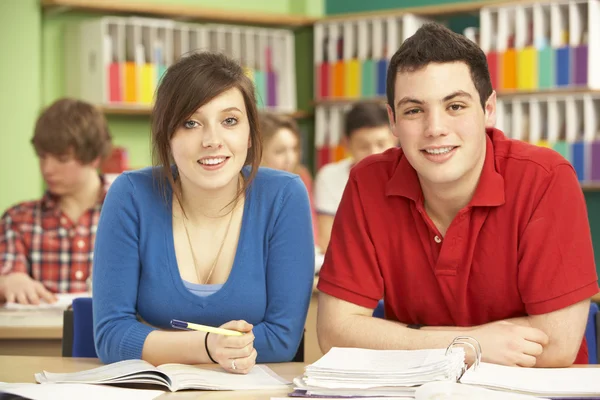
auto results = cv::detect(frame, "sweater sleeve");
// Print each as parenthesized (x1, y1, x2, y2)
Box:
(252, 177, 315, 362)
(92, 173, 156, 363)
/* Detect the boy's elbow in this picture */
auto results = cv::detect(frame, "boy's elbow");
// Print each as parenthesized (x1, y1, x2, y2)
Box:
(535, 346, 578, 368)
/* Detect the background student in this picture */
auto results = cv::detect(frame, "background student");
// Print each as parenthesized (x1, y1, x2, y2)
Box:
(0, 98, 112, 305)
(314, 101, 397, 251)
(259, 111, 319, 254)
(93, 52, 314, 373)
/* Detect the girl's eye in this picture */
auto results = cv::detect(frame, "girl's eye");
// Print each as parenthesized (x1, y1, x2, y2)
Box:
(223, 117, 238, 126)
(184, 120, 199, 129)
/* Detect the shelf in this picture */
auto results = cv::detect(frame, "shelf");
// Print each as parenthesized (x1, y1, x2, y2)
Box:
(314, 97, 387, 107)
(314, 88, 600, 106)
(582, 184, 600, 192)
(496, 88, 600, 99)
(99, 105, 311, 119)
(41, 0, 317, 27)
(319, 0, 534, 22)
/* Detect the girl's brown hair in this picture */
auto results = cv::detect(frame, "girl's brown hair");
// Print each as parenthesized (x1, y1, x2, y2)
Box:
(258, 112, 300, 144)
(151, 52, 262, 205)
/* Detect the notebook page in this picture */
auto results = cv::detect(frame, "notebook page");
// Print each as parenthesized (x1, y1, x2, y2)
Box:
(0, 383, 163, 400)
(460, 362, 600, 396)
(158, 364, 290, 391)
(415, 381, 549, 400)
(35, 359, 163, 384)
(307, 347, 455, 373)
(3, 293, 90, 311)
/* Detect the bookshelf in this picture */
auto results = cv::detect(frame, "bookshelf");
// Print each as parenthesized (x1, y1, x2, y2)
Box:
(41, 0, 317, 27)
(313, 89, 600, 105)
(319, 0, 537, 21)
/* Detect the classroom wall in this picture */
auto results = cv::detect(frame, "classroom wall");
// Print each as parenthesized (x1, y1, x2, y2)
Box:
(0, 0, 42, 213)
(0, 0, 322, 213)
(325, 0, 485, 14)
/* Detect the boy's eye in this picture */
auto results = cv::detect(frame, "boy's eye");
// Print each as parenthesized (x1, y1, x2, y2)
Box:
(404, 109, 421, 115)
(449, 104, 464, 111)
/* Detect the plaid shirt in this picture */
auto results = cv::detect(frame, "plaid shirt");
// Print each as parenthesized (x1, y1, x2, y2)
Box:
(0, 180, 108, 293)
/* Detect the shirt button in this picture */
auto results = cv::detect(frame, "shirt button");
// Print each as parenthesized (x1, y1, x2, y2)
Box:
(434, 235, 442, 243)
(76, 239, 85, 249)
(75, 270, 84, 280)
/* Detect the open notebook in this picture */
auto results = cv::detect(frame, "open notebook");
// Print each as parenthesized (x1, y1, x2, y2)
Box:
(34, 359, 290, 392)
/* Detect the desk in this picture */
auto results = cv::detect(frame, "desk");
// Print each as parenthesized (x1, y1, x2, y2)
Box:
(0, 355, 305, 399)
(0, 310, 63, 356)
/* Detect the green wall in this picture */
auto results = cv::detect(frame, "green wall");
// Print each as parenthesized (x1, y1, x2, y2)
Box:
(0, 0, 42, 212)
(0, 0, 321, 213)
(325, 0, 488, 14)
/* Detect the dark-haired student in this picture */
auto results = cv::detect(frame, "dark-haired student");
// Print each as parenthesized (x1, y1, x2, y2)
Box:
(314, 101, 397, 251)
(317, 23, 599, 367)
(92, 52, 314, 374)
(0, 98, 112, 305)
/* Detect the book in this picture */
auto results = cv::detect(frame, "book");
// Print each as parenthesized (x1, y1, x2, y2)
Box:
(34, 359, 290, 392)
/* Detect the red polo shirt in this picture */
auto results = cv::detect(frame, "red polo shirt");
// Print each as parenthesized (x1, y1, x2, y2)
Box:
(318, 128, 599, 364)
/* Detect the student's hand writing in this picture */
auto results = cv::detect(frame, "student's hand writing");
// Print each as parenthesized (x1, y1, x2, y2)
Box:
(0, 272, 57, 305)
(206, 320, 256, 374)
(468, 320, 548, 367)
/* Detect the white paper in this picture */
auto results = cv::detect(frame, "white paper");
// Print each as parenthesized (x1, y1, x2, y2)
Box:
(0, 383, 163, 400)
(2, 293, 90, 311)
(415, 381, 549, 400)
(460, 362, 600, 397)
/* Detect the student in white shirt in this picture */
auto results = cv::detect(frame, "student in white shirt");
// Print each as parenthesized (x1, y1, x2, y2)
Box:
(314, 102, 397, 252)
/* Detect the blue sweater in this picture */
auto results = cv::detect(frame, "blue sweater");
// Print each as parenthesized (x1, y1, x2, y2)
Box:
(92, 166, 315, 364)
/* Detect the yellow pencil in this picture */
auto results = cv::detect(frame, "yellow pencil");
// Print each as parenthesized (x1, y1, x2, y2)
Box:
(170, 319, 243, 336)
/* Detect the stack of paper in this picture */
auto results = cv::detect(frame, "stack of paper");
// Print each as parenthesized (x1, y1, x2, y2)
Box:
(293, 347, 466, 398)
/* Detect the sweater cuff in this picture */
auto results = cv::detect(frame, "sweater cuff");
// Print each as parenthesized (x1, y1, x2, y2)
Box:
(119, 323, 156, 360)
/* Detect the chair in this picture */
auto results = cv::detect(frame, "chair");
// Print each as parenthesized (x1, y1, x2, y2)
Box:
(61, 297, 305, 362)
(62, 297, 97, 357)
(586, 302, 599, 364)
(373, 299, 385, 318)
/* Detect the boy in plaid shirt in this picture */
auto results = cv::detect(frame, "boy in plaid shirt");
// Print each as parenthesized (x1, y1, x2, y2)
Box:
(0, 98, 112, 304)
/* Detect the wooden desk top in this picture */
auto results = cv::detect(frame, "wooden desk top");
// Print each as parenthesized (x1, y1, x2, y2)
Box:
(0, 310, 63, 339)
(0, 356, 305, 399)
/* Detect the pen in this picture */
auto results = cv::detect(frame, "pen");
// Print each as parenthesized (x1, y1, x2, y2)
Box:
(170, 319, 244, 336)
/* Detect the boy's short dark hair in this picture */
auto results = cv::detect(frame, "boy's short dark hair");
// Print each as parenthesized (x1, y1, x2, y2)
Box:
(386, 22, 493, 117)
(344, 101, 389, 139)
(31, 98, 112, 163)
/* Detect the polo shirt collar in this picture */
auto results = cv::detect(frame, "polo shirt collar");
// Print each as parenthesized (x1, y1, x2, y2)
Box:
(386, 128, 505, 207)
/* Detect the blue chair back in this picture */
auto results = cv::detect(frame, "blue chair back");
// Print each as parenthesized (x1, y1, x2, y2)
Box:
(586, 302, 599, 364)
(373, 299, 384, 318)
(72, 297, 98, 358)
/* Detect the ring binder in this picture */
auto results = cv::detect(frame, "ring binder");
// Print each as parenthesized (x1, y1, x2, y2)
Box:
(445, 336, 482, 380)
